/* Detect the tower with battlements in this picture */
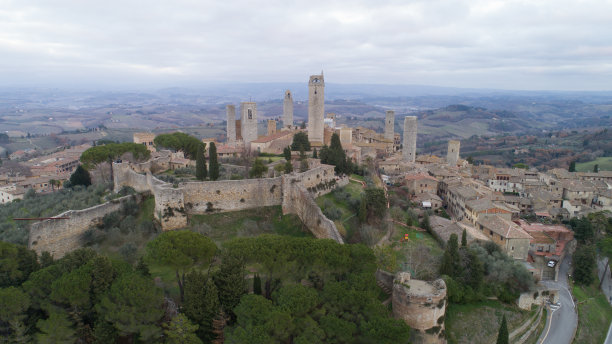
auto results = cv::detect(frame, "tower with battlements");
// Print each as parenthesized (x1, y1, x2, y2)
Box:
(240, 102, 258, 145)
(308, 73, 325, 144)
(403, 116, 417, 163)
(283, 90, 293, 129)
(226, 105, 236, 144)
(446, 140, 460, 166)
(385, 110, 395, 141)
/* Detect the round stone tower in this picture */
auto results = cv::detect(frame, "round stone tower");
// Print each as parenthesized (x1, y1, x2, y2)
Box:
(392, 272, 447, 344)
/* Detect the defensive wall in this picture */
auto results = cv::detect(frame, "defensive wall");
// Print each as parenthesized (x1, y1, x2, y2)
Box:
(28, 194, 144, 258)
(113, 162, 346, 243)
(392, 272, 447, 344)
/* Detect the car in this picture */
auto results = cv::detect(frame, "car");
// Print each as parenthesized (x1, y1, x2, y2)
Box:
(547, 260, 556, 268)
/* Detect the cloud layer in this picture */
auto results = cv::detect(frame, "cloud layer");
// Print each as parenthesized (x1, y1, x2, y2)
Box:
(1, 0, 611, 90)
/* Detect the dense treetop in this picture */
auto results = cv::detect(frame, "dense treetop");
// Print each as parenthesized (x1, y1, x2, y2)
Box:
(80, 142, 151, 168)
(154, 132, 204, 159)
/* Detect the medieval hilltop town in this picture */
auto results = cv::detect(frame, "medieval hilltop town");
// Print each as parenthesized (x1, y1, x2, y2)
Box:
(1, 72, 611, 344)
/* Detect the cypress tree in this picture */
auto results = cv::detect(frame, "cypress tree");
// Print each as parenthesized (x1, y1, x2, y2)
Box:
(253, 274, 262, 295)
(312, 148, 318, 158)
(196, 144, 207, 181)
(569, 161, 576, 172)
(283, 146, 291, 161)
(461, 229, 467, 247)
(70, 165, 92, 187)
(284, 160, 293, 173)
(209, 142, 219, 181)
(496, 315, 509, 344)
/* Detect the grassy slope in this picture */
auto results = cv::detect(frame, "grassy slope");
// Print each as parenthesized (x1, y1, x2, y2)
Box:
(316, 180, 364, 240)
(576, 156, 612, 172)
(572, 282, 612, 344)
(445, 300, 532, 344)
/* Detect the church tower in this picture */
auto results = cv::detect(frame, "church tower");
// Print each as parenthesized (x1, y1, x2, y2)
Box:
(308, 72, 324, 144)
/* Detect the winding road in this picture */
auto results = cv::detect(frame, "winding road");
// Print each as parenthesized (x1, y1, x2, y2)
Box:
(538, 253, 578, 344)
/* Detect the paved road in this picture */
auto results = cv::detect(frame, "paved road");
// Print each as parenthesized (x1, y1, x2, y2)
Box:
(597, 259, 612, 344)
(539, 253, 578, 344)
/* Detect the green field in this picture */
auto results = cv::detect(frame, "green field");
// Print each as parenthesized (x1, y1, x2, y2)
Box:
(445, 300, 533, 344)
(189, 205, 310, 245)
(576, 157, 612, 172)
(572, 282, 612, 344)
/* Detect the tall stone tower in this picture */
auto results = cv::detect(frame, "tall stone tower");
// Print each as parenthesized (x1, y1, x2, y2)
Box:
(447, 140, 460, 166)
(240, 102, 258, 145)
(283, 90, 293, 129)
(308, 73, 325, 144)
(403, 116, 417, 163)
(385, 110, 395, 141)
(226, 105, 236, 144)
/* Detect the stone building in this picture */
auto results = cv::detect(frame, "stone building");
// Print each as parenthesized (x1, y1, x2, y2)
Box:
(404, 173, 439, 195)
(226, 105, 236, 143)
(392, 272, 447, 344)
(267, 119, 277, 136)
(403, 116, 417, 163)
(133, 132, 156, 152)
(240, 102, 258, 145)
(446, 140, 460, 166)
(283, 90, 293, 129)
(385, 110, 395, 141)
(308, 73, 325, 144)
(476, 215, 532, 260)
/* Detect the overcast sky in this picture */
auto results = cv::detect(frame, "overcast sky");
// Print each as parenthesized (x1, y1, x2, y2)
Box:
(1, 0, 611, 91)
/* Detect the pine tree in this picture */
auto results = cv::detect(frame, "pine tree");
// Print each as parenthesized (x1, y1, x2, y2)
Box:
(196, 144, 207, 181)
(496, 315, 509, 344)
(461, 229, 467, 247)
(183, 273, 220, 342)
(209, 142, 219, 181)
(213, 254, 247, 321)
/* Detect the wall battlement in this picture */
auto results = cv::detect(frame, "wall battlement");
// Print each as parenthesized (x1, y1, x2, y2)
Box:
(28, 194, 144, 258)
(113, 162, 345, 243)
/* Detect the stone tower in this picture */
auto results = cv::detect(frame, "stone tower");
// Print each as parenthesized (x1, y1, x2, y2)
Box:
(403, 116, 417, 163)
(283, 90, 293, 129)
(308, 73, 325, 144)
(226, 105, 236, 144)
(446, 140, 460, 166)
(240, 102, 258, 145)
(385, 110, 395, 141)
(267, 119, 277, 136)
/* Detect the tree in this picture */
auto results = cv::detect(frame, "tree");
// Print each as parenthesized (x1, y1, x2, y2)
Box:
(440, 234, 461, 277)
(283, 146, 292, 161)
(154, 132, 203, 159)
(80, 142, 151, 182)
(249, 159, 267, 178)
(598, 237, 612, 289)
(569, 161, 576, 172)
(299, 148, 308, 172)
(253, 274, 262, 295)
(164, 314, 202, 344)
(573, 245, 596, 285)
(594, 164, 599, 173)
(320, 133, 352, 175)
(496, 315, 508, 344)
(213, 254, 247, 320)
(291, 132, 311, 152)
(358, 196, 367, 223)
(97, 273, 164, 342)
(36, 310, 77, 344)
(461, 229, 467, 247)
(70, 165, 92, 187)
(209, 142, 220, 181)
(364, 187, 387, 220)
(183, 272, 220, 342)
(284, 160, 293, 173)
(145, 231, 217, 301)
(420, 213, 431, 232)
(466, 156, 474, 164)
(312, 148, 318, 159)
(196, 144, 207, 181)
(0, 241, 39, 288)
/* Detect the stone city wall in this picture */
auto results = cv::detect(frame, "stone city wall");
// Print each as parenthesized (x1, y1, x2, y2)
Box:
(29, 194, 144, 258)
(182, 177, 282, 213)
(282, 177, 344, 243)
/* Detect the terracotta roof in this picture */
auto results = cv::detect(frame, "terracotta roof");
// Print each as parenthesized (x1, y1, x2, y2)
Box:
(477, 215, 532, 240)
(404, 173, 438, 182)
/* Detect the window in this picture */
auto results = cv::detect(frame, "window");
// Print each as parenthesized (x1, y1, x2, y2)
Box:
(248, 109, 252, 119)
(489, 230, 493, 235)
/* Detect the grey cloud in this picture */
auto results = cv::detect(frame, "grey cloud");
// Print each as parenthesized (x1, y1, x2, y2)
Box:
(0, 0, 611, 90)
